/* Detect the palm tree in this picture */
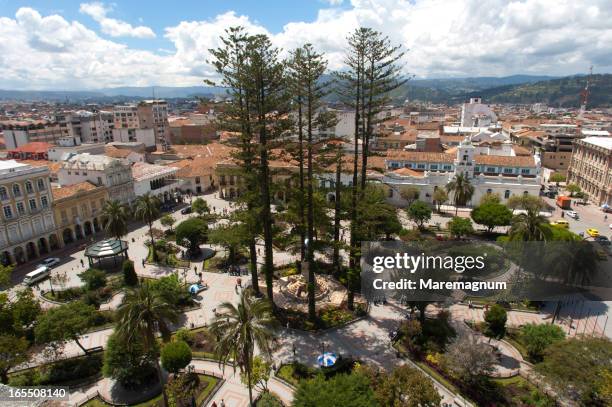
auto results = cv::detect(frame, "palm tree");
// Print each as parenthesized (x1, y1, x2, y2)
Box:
(509, 207, 552, 241)
(135, 193, 161, 262)
(116, 282, 179, 407)
(445, 173, 475, 215)
(102, 200, 128, 240)
(209, 289, 277, 406)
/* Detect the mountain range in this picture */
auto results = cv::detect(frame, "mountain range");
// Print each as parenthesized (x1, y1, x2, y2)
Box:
(1, 74, 610, 108)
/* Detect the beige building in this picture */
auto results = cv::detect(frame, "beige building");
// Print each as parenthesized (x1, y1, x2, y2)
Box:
(52, 182, 110, 247)
(0, 160, 57, 265)
(567, 137, 612, 206)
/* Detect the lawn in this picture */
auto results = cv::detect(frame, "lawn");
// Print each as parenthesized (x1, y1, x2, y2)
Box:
(171, 327, 218, 359)
(82, 374, 219, 407)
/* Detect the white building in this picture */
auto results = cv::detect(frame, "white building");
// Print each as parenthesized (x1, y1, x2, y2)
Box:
(112, 128, 156, 148)
(47, 141, 106, 162)
(57, 153, 135, 204)
(383, 138, 541, 206)
(55, 110, 115, 144)
(460, 97, 498, 127)
(132, 162, 181, 203)
(0, 160, 57, 265)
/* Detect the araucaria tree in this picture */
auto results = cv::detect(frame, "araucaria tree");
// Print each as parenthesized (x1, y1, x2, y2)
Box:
(335, 27, 406, 309)
(208, 28, 290, 302)
(287, 44, 334, 321)
(210, 288, 276, 406)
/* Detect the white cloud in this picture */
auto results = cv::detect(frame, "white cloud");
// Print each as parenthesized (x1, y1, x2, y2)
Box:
(79, 2, 155, 39)
(0, 1, 611, 90)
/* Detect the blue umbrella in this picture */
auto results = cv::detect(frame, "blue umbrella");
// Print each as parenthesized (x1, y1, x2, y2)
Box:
(189, 284, 200, 294)
(317, 352, 337, 367)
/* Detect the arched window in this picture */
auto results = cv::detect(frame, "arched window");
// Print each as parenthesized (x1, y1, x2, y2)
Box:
(504, 190, 511, 199)
(12, 184, 21, 197)
(25, 181, 33, 194)
(486, 188, 492, 194)
(523, 191, 529, 196)
(0, 187, 8, 200)
(37, 179, 46, 191)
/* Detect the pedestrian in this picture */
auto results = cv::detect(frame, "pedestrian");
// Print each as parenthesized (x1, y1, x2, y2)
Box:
(80, 258, 84, 267)
(237, 277, 242, 287)
(211, 402, 217, 407)
(220, 399, 225, 407)
(142, 259, 145, 268)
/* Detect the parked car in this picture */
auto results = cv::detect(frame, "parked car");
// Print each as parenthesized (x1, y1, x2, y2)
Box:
(595, 236, 611, 246)
(566, 210, 579, 219)
(180, 206, 192, 215)
(37, 257, 60, 268)
(586, 228, 600, 237)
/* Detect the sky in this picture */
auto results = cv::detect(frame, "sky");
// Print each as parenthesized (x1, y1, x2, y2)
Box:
(0, 0, 611, 90)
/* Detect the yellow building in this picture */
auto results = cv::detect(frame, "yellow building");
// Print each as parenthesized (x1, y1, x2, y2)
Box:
(51, 182, 110, 246)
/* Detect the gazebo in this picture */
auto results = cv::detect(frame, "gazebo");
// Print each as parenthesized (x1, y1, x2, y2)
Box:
(84, 239, 129, 269)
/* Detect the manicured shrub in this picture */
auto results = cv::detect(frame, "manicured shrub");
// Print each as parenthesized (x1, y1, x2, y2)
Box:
(161, 340, 192, 374)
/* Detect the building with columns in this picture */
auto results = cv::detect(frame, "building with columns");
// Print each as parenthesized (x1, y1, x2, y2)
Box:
(132, 162, 181, 203)
(51, 182, 109, 247)
(567, 137, 612, 206)
(0, 160, 57, 265)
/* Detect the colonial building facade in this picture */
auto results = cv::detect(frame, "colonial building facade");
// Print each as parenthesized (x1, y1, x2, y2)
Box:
(0, 160, 57, 265)
(52, 182, 110, 246)
(567, 137, 612, 206)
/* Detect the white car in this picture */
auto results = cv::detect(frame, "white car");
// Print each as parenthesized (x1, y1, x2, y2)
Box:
(37, 257, 60, 268)
(566, 210, 578, 219)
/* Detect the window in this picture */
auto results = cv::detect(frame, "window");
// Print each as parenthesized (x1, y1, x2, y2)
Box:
(37, 179, 46, 191)
(521, 169, 530, 174)
(474, 166, 480, 172)
(16, 202, 25, 215)
(41, 196, 49, 209)
(97, 177, 103, 185)
(25, 181, 33, 194)
(417, 164, 426, 169)
(486, 167, 496, 173)
(195, 177, 201, 184)
(503, 168, 513, 174)
(3, 205, 13, 219)
(462, 155, 468, 161)
(523, 191, 528, 196)
(486, 189, 492, 194)
(29, 199, 37, 211)
(443, 165, 452, 171)
(12, 184, 21, 197)
(0, 187, 7, 200)
(430, 164, 438, 170)
(504, 190, 511, 199)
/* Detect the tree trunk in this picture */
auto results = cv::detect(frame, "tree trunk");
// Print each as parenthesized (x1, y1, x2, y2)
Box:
(249, 238, 259, 295)
(0, 370, 8, 384)
(297, 99, 306, 263)
(333, 156, 342, 274)
(348, 56, 362, 311)
(149, 220, 157, 262)
(306, 78, 316, 322)
(74, 337, 89, 355)
(156, 359, 169, 407)
(258, 85, 275, 307)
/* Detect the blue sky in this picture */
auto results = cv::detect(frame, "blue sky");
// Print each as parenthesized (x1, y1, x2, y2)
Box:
(0, 0, 611, 90)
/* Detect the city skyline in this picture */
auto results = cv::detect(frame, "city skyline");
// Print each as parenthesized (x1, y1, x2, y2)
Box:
(0, 0, 612, 90)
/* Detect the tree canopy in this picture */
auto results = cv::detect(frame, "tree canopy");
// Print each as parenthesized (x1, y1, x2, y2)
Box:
(406, 201, 432, 229)
(471, 202, 513, 232)
(161, 340, 192, 374)
(483, 304, 507, 340)
(293, 372, 376, 407)
(176, 217, 208, 254)
(521, 323, 565, 362)
(447, 216, 474, 239)
(35, 301, 96, 355)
